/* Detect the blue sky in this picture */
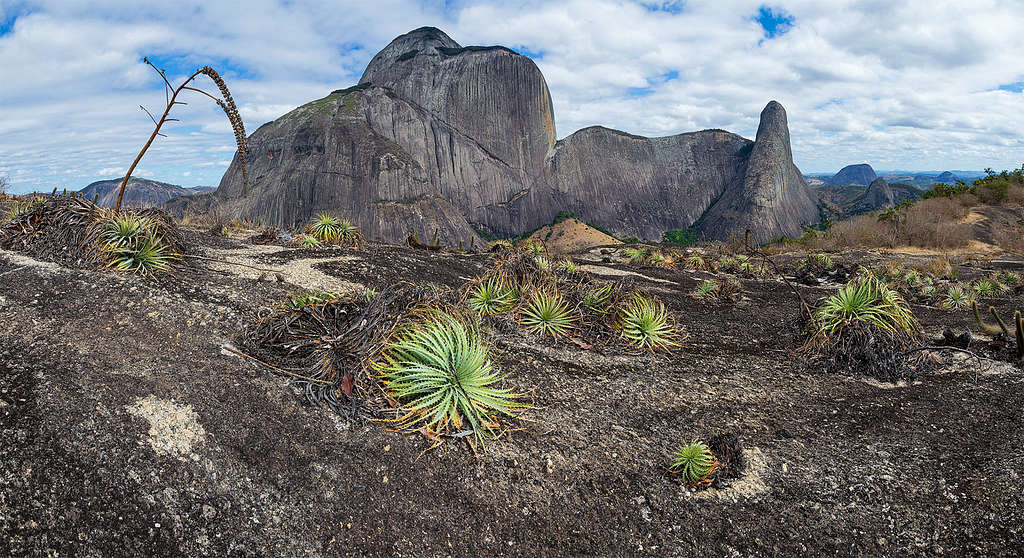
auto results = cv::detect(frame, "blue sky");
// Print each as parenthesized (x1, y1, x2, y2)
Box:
(2, 0, 1024, 193)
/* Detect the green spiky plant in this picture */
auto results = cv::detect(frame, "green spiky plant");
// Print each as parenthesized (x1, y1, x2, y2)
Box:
(718, 256, 739, 271)
(558, 259, 580, 274)
(376, 313, 524, 446)
(616, 293, 679, 350)
(581, 284, 614, 315)
(669, 440, 717, 486)
(648, 252, 666, 266)
(691, 279, 719, 299)
(811, 253, 834, 269)
(106, 233, 171, 274)
(942, 285, 973, 310)
(973, 280, 997, 298)
(489, 239, 514, 251)
(286, 289, 342, 310)
(534, 255, 551, 271)
(686, 253, 708, 271)
(1000, 271, 1021, 285)
(300, 234, 323, 249)
(524, 240, 545, 254)
(520, 291, 576, 337)
(811, 274, 919, 341)
(307, 212, 342, 243)
(625, 247, 648, 263)
(98, 212, 153, 252)
(468, 277, 516, 316)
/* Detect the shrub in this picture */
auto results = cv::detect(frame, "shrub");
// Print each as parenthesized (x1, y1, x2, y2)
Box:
(616, 293, 679, 350)
(468, 277, 516, 316)
(306, 212, 362, 246)
(377, 313, 523, 445)
(670, 441, 716, 486)
(521, 291, 575, 337)
(663, 227, 698, 246)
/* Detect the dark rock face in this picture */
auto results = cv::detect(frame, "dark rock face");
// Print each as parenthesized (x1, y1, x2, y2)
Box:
(850, 177, 896, 213)
(80, 178, 209, 208)
(696, 101, 820, 242)
(199, 27, 820, 245)
(826, 164, 877, 186)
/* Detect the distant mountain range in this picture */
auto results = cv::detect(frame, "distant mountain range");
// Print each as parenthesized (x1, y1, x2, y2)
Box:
(806, 166, 986, 189)
(79, 178, 213, 208)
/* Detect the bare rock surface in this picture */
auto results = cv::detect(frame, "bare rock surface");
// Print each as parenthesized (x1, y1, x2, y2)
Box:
(3, 234, 1024, 556)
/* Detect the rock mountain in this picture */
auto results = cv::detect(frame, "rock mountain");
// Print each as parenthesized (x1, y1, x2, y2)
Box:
(826, 164, 877, 186)
(81, 178, 212, 208)
(197, 27, 820, 245)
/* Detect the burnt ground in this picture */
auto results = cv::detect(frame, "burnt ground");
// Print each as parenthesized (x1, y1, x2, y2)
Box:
(2, 233, 1024, 557)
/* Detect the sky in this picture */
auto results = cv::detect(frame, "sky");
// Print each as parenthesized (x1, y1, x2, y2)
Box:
(1, 0, 1023, 193)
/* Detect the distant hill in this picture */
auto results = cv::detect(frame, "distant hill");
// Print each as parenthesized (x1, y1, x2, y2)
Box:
(816, 179, 923, 218)
(79, 178, 213, 208)
(825, 164, 877, 186)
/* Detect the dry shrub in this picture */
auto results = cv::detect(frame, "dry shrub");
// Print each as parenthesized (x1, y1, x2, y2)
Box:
(812, 197, 974, 251)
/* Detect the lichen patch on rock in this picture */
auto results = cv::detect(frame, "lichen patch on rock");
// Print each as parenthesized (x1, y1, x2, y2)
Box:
(126, 395, 206, 458)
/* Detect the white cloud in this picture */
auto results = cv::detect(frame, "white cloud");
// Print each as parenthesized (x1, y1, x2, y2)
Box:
(1, 0, 1023, 193)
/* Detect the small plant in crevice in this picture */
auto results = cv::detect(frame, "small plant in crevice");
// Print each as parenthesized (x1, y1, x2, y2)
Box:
(468, 277, 516, 316)
(616, 293, 680, 350)
(376, 312, 524, 447)
(520, 290, 576, 337)
(670, 440, 718, 486)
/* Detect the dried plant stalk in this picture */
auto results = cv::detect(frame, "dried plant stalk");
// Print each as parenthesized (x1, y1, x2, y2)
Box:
(115, 58, 251, 211)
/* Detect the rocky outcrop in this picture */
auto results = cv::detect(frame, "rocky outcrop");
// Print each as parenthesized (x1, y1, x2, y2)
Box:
(695, 102, 820, 242)
(849, 177, 896, 213)
(81, 178, 210, 208)
(198, 27, 820, 246)
(826, 164, 877, 186)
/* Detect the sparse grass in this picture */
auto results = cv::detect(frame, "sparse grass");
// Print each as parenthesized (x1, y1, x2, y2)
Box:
(376, 312, 523, 446)
(670, 441, 716, 486)
(616, 293, 679, 350)
(521, 291, 575, 337)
